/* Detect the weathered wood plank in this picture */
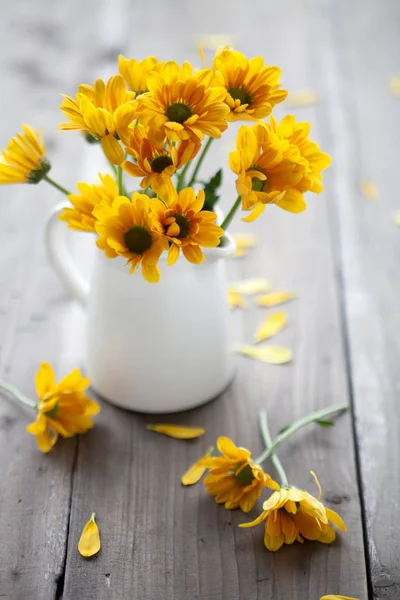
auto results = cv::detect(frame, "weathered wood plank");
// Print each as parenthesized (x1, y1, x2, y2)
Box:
(58, 1, 368, 599)
(313, 0, 400, 598)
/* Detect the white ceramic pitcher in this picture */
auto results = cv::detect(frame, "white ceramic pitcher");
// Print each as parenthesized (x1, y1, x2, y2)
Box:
(45, 203, 236, 413)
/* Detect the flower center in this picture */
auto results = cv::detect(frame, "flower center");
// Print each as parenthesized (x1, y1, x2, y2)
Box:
(165, 102, 193, 124)
(150, 154, 174, 174)
(172, 213, 191, 238)
(228, 86, 252, 106)
(124, 225, 153, 255)
(234, 463, 255, 486)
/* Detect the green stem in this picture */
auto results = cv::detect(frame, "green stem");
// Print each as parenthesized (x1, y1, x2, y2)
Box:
(220, 195, 241, 231)
(117, 165, 124, 196)
(108, 161, 118, 177)
(176, 161, 192, 191)
(259, 409, 289, 486)
(255, 403, 348, 465)
(0, 380, 36, 410)
(187, 137, 213, 187)
(44, 176, 71, 196)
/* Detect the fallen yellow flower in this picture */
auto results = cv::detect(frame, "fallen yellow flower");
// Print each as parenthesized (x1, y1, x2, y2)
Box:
(78, 513, 101, 558)
(181, 447, 213, 486)
(286, 89, 319, 107)
(256, 291, 296, 307)
(228, 289, 246, 309)
(255, 313, 287, 342)
(393, 210, 400, 227)
(389, 76, 400, 97)
(229, 278, 270, 295)
(147, 424, 205, 439)
(360, 180, 379, 199)
(232, 232, 258, 258)
(236, 344, 292, 364)
(321, 596, 359, 600)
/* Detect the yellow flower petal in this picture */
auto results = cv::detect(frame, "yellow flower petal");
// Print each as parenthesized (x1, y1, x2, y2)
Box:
(392, 210, 400, 227)
(181, 447, 213, 486)
(78, 513, 101, 558)
(286, 89, 319, 107)
(232, 233, 258, 258)
(325, 507, 347, 532)
(228, 289, 246, 309)
(146, 424, 205, 439)
(256, 291, 296, 307)
(320, 596, 359, 600)
(101, 134, 124, 165)
(254, 312, 287, 342)
(389, 76, 400, 97)
(236, 344, 293, 364)
(360, 180, 379, 200)
(229, 278, 270, 295)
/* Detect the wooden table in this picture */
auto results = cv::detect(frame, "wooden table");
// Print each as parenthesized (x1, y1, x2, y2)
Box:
(0, 1, 399, 598)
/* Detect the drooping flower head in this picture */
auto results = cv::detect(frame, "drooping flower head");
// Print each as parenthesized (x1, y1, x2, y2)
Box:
(0, 125, 50, 185)
(94, 194, 168, 283)
(121, 124, 200, 195)
(59, 173, 119, 232)
(151, 187, 224, 266)
(229, 117, 331, 221)
(212, 47, 288, 122)
(239, 472, 346, 550)
(59, 75, 136, 164)
(135, 61, 229, 144)
(200, 436, 279, 512)
(26, 363, 100, 452)
(118, 55, 163, 95)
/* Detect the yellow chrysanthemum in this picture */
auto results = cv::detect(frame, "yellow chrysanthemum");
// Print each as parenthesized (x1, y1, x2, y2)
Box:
(240, 472, 346, 551)
(121, 124, 200, 195)
(118, 55, 163, 95)
(0, 125, 50, 185)
(151, 187, 224, 265)
(212, 47, 287, 122)
(94, 194, 168, 282)
(26, 363, 100, 453)
(229, 117, 331, 220)
(59, 173, 118, 232)
(59, 75, 136, 164)
(200, 436, 279, 512)
(135, 61, 229, 144)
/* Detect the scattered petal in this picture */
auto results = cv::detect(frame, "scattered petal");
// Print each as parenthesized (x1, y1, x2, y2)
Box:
(255, 313, 287, 342)
(196, 34, 237, 51)
(286, 89, 319, 107)
(232, 233, 258, 258)
(228, 289, 246, 309)
(236, 344, 293, 364)
(360, 180, 379, 200)
(146, 424, 205, 439)
(181, 447, 213, 486)
(389, 76, 400, 97)
(320, 596, 359, 600)
(78, 513, 101, 558)
(229, 278, 270, 295)
(256, 291, 296, 307)
(392, 210, 400, 227)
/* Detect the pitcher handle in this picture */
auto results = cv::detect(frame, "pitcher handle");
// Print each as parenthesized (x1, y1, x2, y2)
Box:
(45, 203, 89, 307)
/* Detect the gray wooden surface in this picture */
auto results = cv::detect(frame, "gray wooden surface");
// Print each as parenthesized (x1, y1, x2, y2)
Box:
(0, 0, 398, 598)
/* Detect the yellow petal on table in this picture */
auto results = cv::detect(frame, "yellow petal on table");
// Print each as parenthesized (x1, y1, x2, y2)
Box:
(229, 278, 270, 295)
(320, 596, 359, 600)
(146, 424, 205, 439)
(256, 291, 296, 307)
(228, 289, 246, 309)
(360, 180, 379, 199)
(236, 344, 293, 364)
(78, 513, 101, 558)
(254, 313, 287, 342)
(389, 76, 400, 97)
(392, 210, 400, 227)
(181, 447, 213, 486)
(286, 89, 319, 107)
(232, 233, 258, 258)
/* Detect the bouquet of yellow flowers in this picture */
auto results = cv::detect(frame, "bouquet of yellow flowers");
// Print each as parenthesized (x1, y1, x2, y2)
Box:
(0, 47, 330, 283)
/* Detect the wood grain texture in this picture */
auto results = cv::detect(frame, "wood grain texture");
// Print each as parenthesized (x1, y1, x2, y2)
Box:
(313, 0, 400, 597)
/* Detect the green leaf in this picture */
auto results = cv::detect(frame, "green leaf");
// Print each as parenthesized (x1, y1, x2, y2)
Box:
(314, 419, 335, 427)
(202, 169, 223, 212)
